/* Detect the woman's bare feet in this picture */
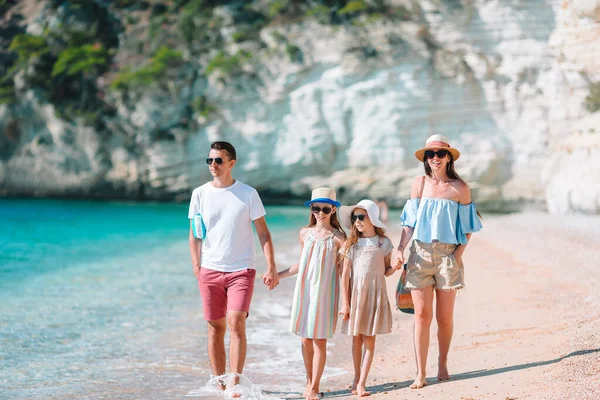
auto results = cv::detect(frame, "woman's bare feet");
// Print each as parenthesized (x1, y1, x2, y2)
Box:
(409, 375, 427, 389)
(305, 389, 320, 400)
(356, 385, 370, 397)
(437, 361, 450, 381)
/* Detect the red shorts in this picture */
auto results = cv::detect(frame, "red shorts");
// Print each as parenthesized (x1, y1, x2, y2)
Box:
(197, 268, 256, 321)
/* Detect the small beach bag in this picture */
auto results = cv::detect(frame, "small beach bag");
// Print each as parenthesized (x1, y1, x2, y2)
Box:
(395, 263, 414, 314)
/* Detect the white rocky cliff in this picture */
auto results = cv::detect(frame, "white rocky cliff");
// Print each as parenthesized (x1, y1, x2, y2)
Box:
(0, 0, 598, 213)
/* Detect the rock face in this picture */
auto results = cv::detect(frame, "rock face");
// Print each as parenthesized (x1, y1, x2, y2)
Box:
(542, 0, 600, 214)
(0, 0, 599, 213)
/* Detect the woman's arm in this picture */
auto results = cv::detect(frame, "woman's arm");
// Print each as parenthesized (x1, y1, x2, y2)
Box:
(392, 177, 422, 268)
(339, 256, 352, 320)
(454, 182, 473, 260)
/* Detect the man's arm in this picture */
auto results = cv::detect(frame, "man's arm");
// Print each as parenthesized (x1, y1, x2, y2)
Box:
(253, 216, 279, 290)
(189, 221, 202, 280)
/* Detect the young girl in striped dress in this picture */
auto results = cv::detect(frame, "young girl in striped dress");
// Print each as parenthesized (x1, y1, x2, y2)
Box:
(278, 188, 346, 400)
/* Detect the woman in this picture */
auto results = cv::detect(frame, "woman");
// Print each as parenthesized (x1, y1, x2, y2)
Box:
(392, 134, 482, 389)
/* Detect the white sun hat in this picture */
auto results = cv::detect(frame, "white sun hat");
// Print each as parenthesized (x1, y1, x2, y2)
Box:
(304, 187, 341, 207)
(339, 199, 387, 231)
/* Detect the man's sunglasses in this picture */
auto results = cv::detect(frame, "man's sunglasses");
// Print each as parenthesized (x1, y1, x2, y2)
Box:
(424, 149, 449, 159)
(311, 206, 332, 215)
(351, 214, 368, 222)
(206, 157, 225, 165)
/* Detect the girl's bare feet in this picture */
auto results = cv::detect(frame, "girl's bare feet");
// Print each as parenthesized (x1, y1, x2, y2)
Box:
(350, 378, 359, 395)
(305, 389, 319, 400)
(303, 381, 312, 397)
(409, 375, 427, 389)
(356, 385, 370, 397)
(437, 362, 450, 381)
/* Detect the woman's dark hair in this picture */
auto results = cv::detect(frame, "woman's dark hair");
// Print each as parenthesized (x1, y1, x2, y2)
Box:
(424, 154, 483, 219)
(210, 141, 237, 160)
(423, 153, 462, 180)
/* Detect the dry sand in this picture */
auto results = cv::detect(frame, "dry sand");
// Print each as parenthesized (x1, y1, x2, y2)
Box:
(316, 211, 600, 400)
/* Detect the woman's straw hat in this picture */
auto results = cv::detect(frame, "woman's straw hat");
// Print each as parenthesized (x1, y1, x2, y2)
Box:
(304, 187, 341, 207)
(339, 199, 387, 231)
(414, 134, 461, 162)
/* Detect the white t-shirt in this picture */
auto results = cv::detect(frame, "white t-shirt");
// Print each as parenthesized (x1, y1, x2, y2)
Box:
(188, 181, 266, 272)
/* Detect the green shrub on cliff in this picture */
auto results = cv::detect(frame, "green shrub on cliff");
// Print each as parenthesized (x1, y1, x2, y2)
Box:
(192, 95, 218, 118)
(51, 44, 109, 78)
(285, 44, 303, 63)
(205, 50, 252, 77)
(585, 82, 600, 113)
(9, 34, 49, 66)
(111, 46, 183, 90)
(338, 0, 368, 16)
(0, 85, 16, 105)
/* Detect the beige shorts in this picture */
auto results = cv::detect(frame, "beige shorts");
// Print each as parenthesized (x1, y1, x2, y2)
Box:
(405, 240, 464, 290)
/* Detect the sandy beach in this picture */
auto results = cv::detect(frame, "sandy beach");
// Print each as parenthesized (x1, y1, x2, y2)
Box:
(310, 211, 600, 400)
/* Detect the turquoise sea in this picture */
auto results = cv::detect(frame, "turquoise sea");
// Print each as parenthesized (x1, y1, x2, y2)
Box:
(0, 198, 400, 399)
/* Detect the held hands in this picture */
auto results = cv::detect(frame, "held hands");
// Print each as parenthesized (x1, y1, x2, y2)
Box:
(392, 247, 405, 270)
(262, 268, 280, 290)
(339, 303, 350, 320)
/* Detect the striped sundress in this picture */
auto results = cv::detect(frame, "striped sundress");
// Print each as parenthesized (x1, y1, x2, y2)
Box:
(289, 234, 339, 339)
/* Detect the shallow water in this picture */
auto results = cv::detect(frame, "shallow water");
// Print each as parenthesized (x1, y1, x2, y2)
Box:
(0, 199, 366, 399)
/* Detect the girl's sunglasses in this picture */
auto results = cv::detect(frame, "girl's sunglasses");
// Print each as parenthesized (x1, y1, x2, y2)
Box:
(206, 157, 225, 165)
(311, 206, 332, 215)
(351, 214, 368, 222)
(425, 149, 449, 159)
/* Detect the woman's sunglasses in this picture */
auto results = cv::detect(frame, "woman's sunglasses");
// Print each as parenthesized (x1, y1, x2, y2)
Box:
(425, 149, 449, 159)
(311, 206, 332, 215)
(351, 214, 368, 222)
(206, 157, 225, 165)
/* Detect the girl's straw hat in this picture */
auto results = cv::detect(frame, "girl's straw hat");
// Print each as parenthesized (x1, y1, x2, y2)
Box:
(304, 187, 341, 207)
(339, 199, 387, 231)
(414, 134, 461, 162)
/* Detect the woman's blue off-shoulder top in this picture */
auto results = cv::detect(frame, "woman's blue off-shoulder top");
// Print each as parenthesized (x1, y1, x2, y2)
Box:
(400, 198, 482, 245)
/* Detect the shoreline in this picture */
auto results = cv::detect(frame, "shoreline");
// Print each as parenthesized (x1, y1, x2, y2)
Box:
(0, 192, 542, 213)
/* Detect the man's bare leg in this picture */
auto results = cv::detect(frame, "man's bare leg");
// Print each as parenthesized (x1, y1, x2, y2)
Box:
(227, 310, 248, 397)
(207, 318, 227, 390)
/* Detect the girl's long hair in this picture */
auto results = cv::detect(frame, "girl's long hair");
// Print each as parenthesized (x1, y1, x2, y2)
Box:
(306, 207, 342, 231)
(340, 215, 388, 257)
(423, 154, 483, 219)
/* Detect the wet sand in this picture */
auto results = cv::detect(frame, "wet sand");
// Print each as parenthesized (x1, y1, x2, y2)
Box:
(312, 211, 600, 400)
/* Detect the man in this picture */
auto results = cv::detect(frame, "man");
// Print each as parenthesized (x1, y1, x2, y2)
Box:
(188, 141, 279, 392)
